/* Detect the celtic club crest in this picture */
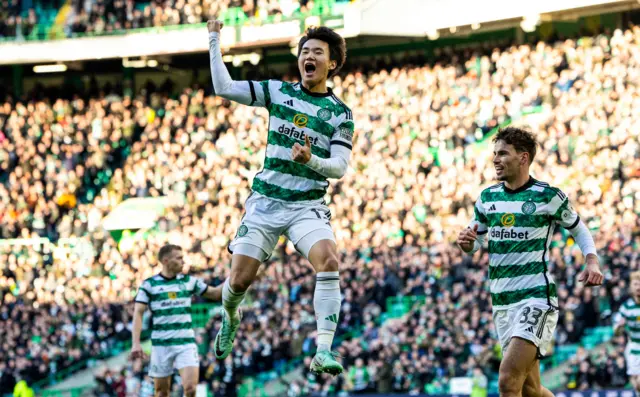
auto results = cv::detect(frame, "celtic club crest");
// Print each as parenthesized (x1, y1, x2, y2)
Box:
(521, 200, 536, 215)
(317, 108, 332, 121)
(237, 224, 248, 237)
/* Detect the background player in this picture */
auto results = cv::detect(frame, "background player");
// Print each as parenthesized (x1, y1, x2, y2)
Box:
(614, 271, 640, 396)
(131, 244, 222, 397)
(207, 19, 353, 376)
(456, 127, 603, 397)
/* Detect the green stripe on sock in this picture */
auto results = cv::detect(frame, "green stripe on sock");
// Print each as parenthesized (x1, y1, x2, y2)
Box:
(488, 262, 546, 280)
(491, 284, 558, 307)
(252, 178, 326, 201)
(151, 338, 196, 347)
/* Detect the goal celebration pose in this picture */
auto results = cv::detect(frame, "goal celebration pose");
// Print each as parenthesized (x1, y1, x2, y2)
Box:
(457, 127, 603, 397)
(208, 19, 354, 375)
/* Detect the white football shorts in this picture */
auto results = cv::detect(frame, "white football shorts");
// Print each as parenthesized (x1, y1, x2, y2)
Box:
(149, 344, 199, 378)
(493, 300, 558, 358)
(228, 192, 335, 262)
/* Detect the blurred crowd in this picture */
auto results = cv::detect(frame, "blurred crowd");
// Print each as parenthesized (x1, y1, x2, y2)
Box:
(561, 343, 628, 391)
(66, 0, 348, 37)
(0, 1, 38, 39)
(2, 23, 640, 397)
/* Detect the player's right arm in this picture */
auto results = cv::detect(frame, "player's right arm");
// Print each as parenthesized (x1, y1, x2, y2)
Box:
(457, 196, 489, 254)
(208, 20, 268, 107)
(131, 284, 150, 360)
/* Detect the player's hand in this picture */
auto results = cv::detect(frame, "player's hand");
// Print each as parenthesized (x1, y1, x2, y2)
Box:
(292, 135, 312, 164)
(130, 345, 147, 361)
(578, 261, 604, 287)
(457, 224, 478, 253)
(207, 20, 223, 33)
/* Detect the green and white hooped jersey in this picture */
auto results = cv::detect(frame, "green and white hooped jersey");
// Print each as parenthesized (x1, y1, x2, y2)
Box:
(470, 178, 580, 310)
(616, 298, 640, 355)
(247, 80, 354, 203)
(135, 274, 208, 347)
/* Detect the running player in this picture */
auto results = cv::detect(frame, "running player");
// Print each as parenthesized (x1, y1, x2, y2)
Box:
(456, 127, 603, 397)
(208, 19, 351, 375)
(131, 244, 222, 397)
(614, 271, 640, 395)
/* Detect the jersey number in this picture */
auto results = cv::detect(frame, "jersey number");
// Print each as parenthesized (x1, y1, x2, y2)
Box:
(519, 307, 543, 326)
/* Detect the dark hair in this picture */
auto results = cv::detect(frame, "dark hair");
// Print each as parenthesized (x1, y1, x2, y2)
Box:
(493, 127, 538, 164)
(158, 244, 181, 263)
(298, 26, 346, 77)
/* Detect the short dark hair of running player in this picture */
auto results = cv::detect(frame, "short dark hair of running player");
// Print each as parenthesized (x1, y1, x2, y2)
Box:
(158, 244, 182, 264)
(297, 26, 347, 78)
(493, 127, 538, 165)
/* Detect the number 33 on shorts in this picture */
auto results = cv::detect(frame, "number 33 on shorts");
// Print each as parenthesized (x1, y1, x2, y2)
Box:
(494, 302, 558, 357)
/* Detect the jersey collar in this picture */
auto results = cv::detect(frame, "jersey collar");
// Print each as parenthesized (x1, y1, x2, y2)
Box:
(503, 176, 536, 194)
(159, 272, 177, 280)
(301, 84, 333, 98)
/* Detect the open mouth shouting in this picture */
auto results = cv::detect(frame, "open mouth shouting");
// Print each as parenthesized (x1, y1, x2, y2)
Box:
(304, 62, 317, 78)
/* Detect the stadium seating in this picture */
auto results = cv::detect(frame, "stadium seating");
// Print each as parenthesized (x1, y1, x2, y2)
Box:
(2, 22, 640, 397)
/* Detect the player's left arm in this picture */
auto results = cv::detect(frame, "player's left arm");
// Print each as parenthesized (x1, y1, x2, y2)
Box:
(201, 286, 222, 302)
(550, 189, 603, 286)
(292, 115, 353, 179)
(613, 311, 626, 336)
(193, 277, 222, 302)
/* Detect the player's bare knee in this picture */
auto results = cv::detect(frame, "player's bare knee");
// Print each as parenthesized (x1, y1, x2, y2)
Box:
(318, 254, 339, 273)
(522, 381, 542, 397)
(183, 384, 197, 397)
(633, 377, 640, 392)
(498, 369, 523, 397)
(229, 273, 252, 293)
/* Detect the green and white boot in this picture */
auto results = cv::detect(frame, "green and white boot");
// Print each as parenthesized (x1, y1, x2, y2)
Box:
(213, 309, 242, 359)
(310, 351, 343, 376)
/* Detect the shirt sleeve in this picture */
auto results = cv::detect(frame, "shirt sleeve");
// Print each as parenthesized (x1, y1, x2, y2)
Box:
(469, 197, 489, 235)
(548, 189, 580, 229)
(193, 277, 209, 296)
(330, 115, 354, 151)
(614, 306, 627, 328)
(209, 32, 268, 107)
(135, 282, 150, 305)
(305, 113, 353, 179)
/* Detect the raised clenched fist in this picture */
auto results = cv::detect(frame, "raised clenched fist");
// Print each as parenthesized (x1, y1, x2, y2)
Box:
(207, 20, 223, 33)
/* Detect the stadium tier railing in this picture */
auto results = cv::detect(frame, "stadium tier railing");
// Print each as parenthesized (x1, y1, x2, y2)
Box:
(0, 0, 344, 43)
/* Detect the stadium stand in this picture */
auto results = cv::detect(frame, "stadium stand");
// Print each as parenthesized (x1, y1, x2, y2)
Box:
(1, 6, 640, 397)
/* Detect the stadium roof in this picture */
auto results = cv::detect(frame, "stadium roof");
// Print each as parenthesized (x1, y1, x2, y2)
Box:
(0, 0, 637, 65)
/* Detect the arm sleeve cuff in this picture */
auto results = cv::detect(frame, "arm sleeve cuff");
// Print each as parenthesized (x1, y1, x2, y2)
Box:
(569, 220, 597, 256)
(566, 216, 580, 230)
